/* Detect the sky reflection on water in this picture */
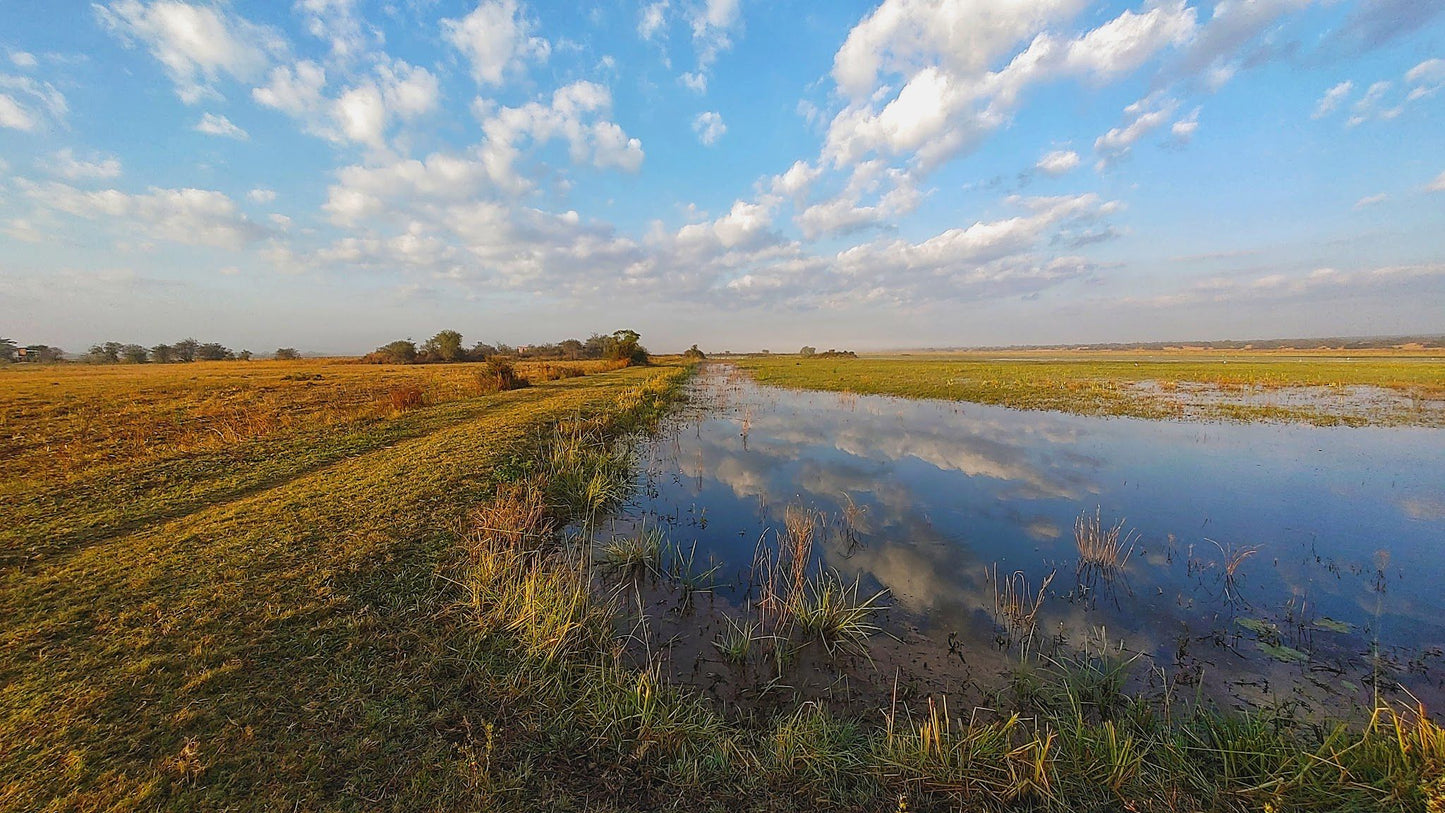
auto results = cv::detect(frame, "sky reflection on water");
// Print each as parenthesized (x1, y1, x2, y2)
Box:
(599, 365, 1445, 706)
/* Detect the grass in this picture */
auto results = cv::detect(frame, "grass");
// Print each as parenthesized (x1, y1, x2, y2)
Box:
(5, 356, 1445, 810)
(1074, 508, 1137, 575)
(735, 350, 1445, 426)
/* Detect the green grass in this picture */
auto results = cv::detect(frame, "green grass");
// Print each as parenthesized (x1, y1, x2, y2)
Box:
(736, 351, 1445, 426)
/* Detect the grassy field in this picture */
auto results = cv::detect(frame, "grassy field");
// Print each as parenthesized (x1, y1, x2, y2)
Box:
(3, 358, 1444, 811)
(736, 350, 1445, 426)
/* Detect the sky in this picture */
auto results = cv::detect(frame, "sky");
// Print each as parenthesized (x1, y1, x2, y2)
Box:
(1, 0, 1442, 354)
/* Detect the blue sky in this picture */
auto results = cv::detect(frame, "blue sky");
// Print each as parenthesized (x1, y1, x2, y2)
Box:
(1, 0, 1442, 353)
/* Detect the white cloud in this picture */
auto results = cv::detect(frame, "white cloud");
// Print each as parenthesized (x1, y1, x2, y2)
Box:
(20, 179, 267, 248)
(253, 60, 328, 117)
(0, 73, 67, 130)
(689, 0, 742, 69)
(1312, 80, 1352, 118)
(376, 60, 438, 119)
(1170, 107, 1200, 141)
(253, 58, 435, 148)
(248, 188, 277, 204)
(692, 110, 725, 145)
(638, 0, 669, 41)
(1124, 263, 1445, 308)
(0, 93, 36, 131)
(1094, 93, 1180, 166)
(95, 0, 285, 103)
(679, 71, 706, 93)
(295, 0, 372, 61)
(46, 148, 123, 180)
(9, 51, 37, 69)
(196, 112, 249, 139)
(332, 82, 387, 146)
(441, 0, 550, 87)
(769, 160, 821, 198)
(1405, 58, 1445, 101)
(1035, 149, 1079, 176)
(1428, 171, 1445, 193)
(795, 161, 921, 239)
(1346, 80, 1396, 126)
(1353, 193, 1387, 209)
(821, 1, 1196, 173)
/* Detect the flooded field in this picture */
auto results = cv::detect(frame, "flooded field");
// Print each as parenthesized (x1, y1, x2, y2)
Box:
(595, 364, 1445, 718)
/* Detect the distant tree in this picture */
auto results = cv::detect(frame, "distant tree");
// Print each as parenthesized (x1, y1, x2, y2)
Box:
(469, 342, 497, 359)
(34, 345, 65, 363)
(150, 343, 175, 363)
(606, 329, 648, 364)
(424, 329, 465, 362)
(799, 346, 816, 358)
(87, 342, 123, 364)
(0, 338, 16, 363)
(174, 337, 199, 363)
(120, 344, 149, 364)
(583, 333, 608, 359)
(274, 347, 301, 361)
(493, 343, 515, 357)
(682, 344, 706, 360)
(378, 340, 417, 364)
(196, 342, 231, 361)
(559, 338, 584, 360)
(237, 349, 253, 361)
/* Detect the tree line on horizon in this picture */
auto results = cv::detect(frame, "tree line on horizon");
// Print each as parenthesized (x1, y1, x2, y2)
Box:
(0, 337, 301, 364)
(364, 329, 653, 366)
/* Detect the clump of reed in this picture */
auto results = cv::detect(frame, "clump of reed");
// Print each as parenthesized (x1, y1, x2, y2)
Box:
(750, 504, 889, 656)
(474, 358, 529, 394)
(713, 615, 759, 664)
(542, 420, 634, 521)
(788, 570, 889, 655)
(1075, 508, 1137, 575)
(597, 525, 665, 577)
(989, 565, 1055, 654)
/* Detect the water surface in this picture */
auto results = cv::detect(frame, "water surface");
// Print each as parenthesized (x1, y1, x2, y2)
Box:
(597, 364, 1445, 712)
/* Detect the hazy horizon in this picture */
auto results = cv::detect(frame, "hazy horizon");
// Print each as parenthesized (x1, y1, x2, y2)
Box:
(3, 0, 1444, 354)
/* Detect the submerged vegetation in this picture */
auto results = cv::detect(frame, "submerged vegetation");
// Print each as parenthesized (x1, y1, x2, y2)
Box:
(3, 353, 1444, 810)
(737, 350, 1445, 427)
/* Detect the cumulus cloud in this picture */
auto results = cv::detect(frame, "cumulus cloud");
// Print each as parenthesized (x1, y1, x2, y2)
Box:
(95, 0, 285, 103)
(821, 0, 1196, 173)
(253, 58, 436, 148)
(441, 0, 549, 87)
(9, 51, 37, 69)
(692, 110, 725, 145)
(252, 60, 327, 117)
(1035, 149, 1080, 176)
(46, 148, 123, 180)
(247, 188, 277, 204)
(19, 179, 268, 249)
(196, 112, 248, 139)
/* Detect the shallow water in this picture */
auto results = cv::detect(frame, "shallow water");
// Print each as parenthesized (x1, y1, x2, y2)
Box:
(596, 364, 1445, 713)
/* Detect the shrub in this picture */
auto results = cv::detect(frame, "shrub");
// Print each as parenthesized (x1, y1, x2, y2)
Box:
(528, 363, 587, 383)
(475, 359, 529, 394)
(388, 385, 425, 412)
